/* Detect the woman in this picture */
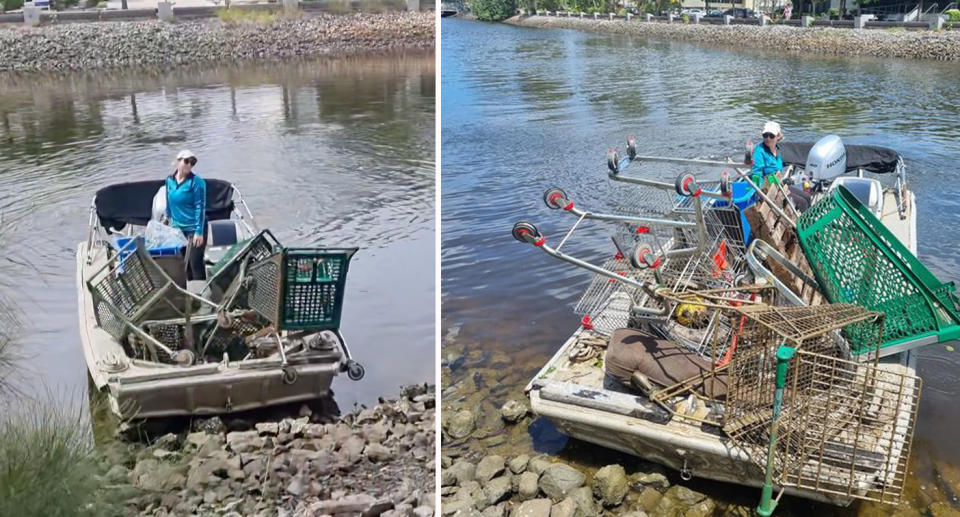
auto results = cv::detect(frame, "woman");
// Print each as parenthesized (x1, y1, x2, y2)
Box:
(751, 121, 783, 188)
(164, 149, 207, 280)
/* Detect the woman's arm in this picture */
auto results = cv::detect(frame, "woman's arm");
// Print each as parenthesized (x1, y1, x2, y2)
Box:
(751, 145, 765, 178)
(194, 178, 207, 236)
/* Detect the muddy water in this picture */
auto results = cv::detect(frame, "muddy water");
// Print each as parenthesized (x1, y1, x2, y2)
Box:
(0, 52, 435, 412)
(441, 17, 960, 514)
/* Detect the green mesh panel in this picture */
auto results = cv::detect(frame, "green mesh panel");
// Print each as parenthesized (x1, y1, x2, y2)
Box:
(797, 185, 960, 355)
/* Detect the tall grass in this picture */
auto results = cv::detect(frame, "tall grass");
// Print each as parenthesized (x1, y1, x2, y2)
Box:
(216, 7, 277, 25)
(0, 398, 124, 517)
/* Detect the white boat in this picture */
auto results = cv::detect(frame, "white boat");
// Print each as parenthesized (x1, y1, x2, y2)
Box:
(513, 135, 958, 508)
(78, 179, 365, 419)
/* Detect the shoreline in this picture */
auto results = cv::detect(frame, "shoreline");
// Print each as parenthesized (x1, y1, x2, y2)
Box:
(104, 383, 436, 516)
(502, 14, 960, 61)
(0, 12, 435, 73)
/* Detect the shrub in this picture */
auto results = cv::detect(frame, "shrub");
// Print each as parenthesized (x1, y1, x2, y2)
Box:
(681, 12, 689, 22)
(945, 8, 960, 21)
(216, 7, 276, 24)
(828, 7, 838, 18)
(471, 0, 515, 19)
(1, 0, 24, 12)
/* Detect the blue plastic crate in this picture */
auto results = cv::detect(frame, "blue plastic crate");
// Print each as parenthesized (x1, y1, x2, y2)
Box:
(113, 236, 183, 262)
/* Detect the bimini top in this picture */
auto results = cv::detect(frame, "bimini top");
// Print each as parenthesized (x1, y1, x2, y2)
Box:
(94, 178, 235, 232)
(778, 142, 902, 174)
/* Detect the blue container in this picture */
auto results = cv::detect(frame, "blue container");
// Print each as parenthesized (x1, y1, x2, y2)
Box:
(712, 181, 758, 245)
(113, 236, 184, 261)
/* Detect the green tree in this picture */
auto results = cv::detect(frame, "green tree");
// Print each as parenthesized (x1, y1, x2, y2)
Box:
(471, 0, 517, 19)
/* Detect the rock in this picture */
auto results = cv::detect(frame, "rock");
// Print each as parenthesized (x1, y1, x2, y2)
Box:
(105, 464, 130, 484)
(255, 422, 279, 435)
(619, 513, 648, 517)
(484, 475, 513, 506)
(132, 459, 185, 491)
(928, 502, 960, 517)
(413, 506, 435, 517)
(511, 499, 553, 517)
(518, 471, 539, 501)
(196, 416, 226, 434)
(631, 472, 670, 490)
(339, 435, 366, 464)
(538, 464, 585, 501)
(592, 464, 628, 506)
(311, 494, 390, 514)
(637, 487, 662, 513)
(500, 400, 528, 423)
(445, 410, 476, 439)
(185, 432, 225, 457)
(153, 433, 179, 450)
(550, 498, 577, 517)
(364, 443, 394, 462)
(482, 503, 506, 517)
(509, 455, 530, 474)
(684, 499, 715, 517)
(665, 485, 705, 506)
(528, 456, 552, 475)
(441, 498, 474, 515)
(225, 431, 264, 453)
(567, 486, 597, 517)
(442, 469, 458, 486)
(450, 461, 477, 485)
(286, 475, 305, 496)
(476, 455, 506, 485)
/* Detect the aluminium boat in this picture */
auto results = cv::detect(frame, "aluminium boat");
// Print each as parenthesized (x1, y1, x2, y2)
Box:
(78, 179, 365, 420)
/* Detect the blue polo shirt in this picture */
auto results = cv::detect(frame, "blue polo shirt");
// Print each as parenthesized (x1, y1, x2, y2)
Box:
(165, 173, 206, 236)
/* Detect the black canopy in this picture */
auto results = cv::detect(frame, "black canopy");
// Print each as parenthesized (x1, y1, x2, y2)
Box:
(778, 142, 901, 174)
(95, 178, 235, 232)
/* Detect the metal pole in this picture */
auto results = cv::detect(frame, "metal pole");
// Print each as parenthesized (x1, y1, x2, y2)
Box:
(756, 345, 795, 517)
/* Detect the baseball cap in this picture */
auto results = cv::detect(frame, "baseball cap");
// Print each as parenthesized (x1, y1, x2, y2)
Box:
(762, 121, 781, 136)
(176, 149, 197, 161)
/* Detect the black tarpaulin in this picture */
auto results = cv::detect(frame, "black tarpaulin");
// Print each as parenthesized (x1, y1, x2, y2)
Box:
(95, 178, 235, 231)
(777, 142, 901, 174)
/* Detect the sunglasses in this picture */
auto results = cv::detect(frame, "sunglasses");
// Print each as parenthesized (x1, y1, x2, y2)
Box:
(762, 133, 777, 139)
(180, 157, 197, 166)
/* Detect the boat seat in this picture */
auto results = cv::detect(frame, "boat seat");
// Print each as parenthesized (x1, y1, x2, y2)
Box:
(604, 328, 728, 399)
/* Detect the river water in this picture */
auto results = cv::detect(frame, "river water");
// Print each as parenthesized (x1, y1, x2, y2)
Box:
(441, 18, 960, 514)
(0, 52, 435, 413)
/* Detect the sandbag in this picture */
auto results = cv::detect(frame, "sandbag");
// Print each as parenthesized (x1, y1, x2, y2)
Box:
(604, 328, 728, 399)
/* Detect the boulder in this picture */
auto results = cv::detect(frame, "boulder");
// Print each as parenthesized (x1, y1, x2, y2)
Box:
(509, 454, 530, 474)
(484, 475, 513, 506)
(567, 486, 597, 517)
(500, 400, 529, 423)
(685, 499, 715, 517)
(364, 443, 394, 462)
(476, 455, 506, 485)
(550, 498, 577, 517)
(528, 456, 552, 475)
(518, 471, 539, 501)
(449, 460, 477, 485)
(445, 410, 476, 439)
(225, 431, 264, 453)
(631, 472, 669, 490)
(339, 435, 366, 464)
(511, 499, 553, 517)
(665, 485, 705, 506)
(592, 464, 628, 506)
(539, 464, 585, 501)
(636, 487, 662, 513)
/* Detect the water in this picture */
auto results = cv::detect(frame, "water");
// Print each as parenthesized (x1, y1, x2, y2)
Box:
(441, 18, 960, 513)
(0, 52, 435, 412)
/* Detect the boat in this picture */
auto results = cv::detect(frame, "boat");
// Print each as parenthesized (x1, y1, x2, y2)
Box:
(512, 135, 960, 509)
(78, 179, 365, 420)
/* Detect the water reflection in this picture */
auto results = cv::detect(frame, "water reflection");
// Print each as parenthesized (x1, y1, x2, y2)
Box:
(442, 17, 960, 514)
(0, 52, 435, 412)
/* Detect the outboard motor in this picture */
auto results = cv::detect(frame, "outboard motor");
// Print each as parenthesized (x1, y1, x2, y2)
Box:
(805, 134, 847, 181)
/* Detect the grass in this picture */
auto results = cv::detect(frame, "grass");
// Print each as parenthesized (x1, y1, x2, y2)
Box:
(216, 7, 277, 25)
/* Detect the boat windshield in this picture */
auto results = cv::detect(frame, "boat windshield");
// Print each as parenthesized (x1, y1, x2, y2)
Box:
(94, 179, 235, 232)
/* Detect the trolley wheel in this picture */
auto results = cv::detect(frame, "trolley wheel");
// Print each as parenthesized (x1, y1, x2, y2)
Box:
(719, 171, 732, 198)
(512, 222, 542, 244)
(347, 360, 365, 381)
(607, 148, 620, 174)
(543, 187, 570, 210)
(630, 243, 654, 269)
(626, 135, 637, 160)
(281, 366, 298, 385)
(675, 172, 697, 197)
(172, 349, 195, 366)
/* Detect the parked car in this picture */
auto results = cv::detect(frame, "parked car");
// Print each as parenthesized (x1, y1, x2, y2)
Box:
(706, 8, 723, 16)
(723, 7, 758, 18)
(682, 8, 706, 16)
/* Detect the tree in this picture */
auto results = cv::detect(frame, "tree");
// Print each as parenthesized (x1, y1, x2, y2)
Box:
(470, 0, 517, 19)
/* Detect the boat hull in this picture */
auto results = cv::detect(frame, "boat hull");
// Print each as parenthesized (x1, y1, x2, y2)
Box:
(78, 242, 345, 419)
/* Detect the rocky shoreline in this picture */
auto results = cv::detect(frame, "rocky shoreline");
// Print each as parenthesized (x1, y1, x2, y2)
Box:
(504, 15, 960, 61)
(102, 384, 436, 517)
(0, 12, 434, 73)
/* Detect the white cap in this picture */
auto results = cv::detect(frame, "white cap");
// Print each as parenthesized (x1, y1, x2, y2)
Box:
(762, 121, 781, 136)
(176, 149, 196, 160)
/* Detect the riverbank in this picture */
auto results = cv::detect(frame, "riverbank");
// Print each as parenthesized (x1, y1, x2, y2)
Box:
(0, 12, 434, 72)
(503, 15, 960, 61)
(101, 384, 435, 516)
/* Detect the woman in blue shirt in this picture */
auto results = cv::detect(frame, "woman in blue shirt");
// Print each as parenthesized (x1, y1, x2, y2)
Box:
(164, 149, 207, 280)
(751, 121, 783, 188)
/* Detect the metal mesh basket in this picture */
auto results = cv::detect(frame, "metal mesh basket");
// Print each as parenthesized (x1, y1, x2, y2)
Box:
(722, 303, 920, 504)
(798, 185, 960, 356)
(247, 247, 358, 331)
(89, 240, 168, 341)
